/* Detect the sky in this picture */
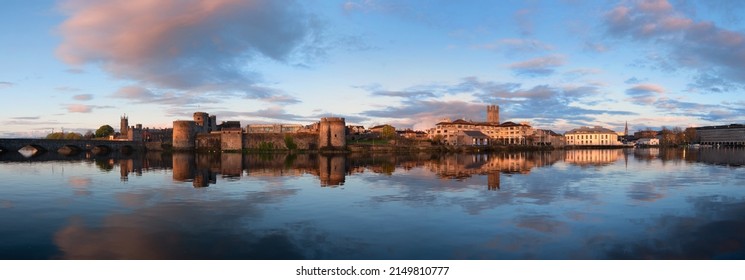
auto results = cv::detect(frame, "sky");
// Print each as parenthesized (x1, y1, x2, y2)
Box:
(1, 0, 745, 137)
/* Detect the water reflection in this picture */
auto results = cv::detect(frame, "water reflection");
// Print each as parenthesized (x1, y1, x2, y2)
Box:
(565, 149, 623, 166)
(425, 151, 563, 190)
(2, 148, 745, 259)
(3, 148, 745, 188)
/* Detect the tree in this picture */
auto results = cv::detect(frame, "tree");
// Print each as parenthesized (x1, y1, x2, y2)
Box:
(684, 127, 697, 144)
(84, 130, 94, 139)
(431, 135, 444, 145)
(46, 132, 65, 139)
(381, 125, 396, 140)
(64, 132, 83, 139)
(95, 125, 115, 138)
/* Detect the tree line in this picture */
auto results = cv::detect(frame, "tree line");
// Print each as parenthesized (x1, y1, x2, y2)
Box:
(45, 125, 115, 139)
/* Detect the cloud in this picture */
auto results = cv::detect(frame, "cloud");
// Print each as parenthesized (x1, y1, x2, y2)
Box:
(624, 77, 646, 84)
(111, 86, 157, 101)
(209, 106, 365, 124)
(65, 104, 112, 113)
(583, 41, 609, 53)
(0, 81, 14, 89)
(55, 86, 81, 92)
(72, 94, 93, 101)
(357, 77, 634, 130)
(57, 0, 322, 100)
(66, 104, 93, 113)
(654, 98, 745, 122)
(343, 0, 384, 13)
(625, 84, 665, 105)
(514, 9, 533, 36)
(564, 68, 603, 79)
(509, 55, 565, 77)
(604, 0, 745, 91)
(371, 90, 436, 99)
(473, 38, 554, 53)
(11, 116, 40, 120)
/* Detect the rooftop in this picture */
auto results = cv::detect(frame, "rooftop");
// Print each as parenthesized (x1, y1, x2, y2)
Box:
(461, 130, 489, 138)
(565, 126, 617, 134)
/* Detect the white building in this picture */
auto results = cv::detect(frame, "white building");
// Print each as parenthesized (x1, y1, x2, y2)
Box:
(565, 126, 622, 146)
(636, 138, 660, 146)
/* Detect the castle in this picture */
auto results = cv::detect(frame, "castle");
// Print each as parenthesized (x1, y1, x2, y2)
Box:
(171, 112, 346, 151)
(117, 115, 173, 143)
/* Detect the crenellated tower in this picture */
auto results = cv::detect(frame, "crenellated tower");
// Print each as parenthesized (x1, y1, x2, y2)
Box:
(120, 114, 129, 137)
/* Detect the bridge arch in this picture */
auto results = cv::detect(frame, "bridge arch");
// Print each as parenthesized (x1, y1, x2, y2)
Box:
(91, 145, 111, 155)
(58, 145, 82, 156)
(19, 144, 47, 158)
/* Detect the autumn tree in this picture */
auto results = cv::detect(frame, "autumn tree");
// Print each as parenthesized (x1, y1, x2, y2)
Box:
(381, 125, 396, 140)
(684, 127, 697, 144)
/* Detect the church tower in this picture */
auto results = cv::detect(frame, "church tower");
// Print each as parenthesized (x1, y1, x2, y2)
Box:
(120, 115, 129, 137)
(487, 105, 500, 124)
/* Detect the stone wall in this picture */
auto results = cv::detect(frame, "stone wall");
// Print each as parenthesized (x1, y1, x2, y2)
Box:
(243, 133, 319, 150)
(221, 131, 243, 151)
(195, 133, 221, 151)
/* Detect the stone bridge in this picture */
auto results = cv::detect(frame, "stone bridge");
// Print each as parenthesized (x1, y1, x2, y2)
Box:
(0, 138, 144, 156)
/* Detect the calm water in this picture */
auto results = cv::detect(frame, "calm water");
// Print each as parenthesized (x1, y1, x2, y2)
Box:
(1, 148, 744, 259)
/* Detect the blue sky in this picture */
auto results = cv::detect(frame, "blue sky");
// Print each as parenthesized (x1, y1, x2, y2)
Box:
(1, 0, 745, 137)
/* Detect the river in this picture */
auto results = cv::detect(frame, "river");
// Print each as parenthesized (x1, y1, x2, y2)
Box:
(1, 148, 744, 259)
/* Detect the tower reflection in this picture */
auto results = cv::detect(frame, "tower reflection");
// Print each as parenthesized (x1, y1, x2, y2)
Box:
(319, 155, 346, 187)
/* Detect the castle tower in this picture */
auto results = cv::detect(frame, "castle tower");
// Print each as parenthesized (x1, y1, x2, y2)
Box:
(487, 105, 500, 124)
(319, 117, 346, 149)
(193, 112, 210, 133)
(173, 120, 197, 150)
(120, 115, 129, 137)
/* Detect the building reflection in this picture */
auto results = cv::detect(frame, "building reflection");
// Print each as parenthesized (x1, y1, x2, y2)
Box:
(632, 148, 659, 161)
(565, 149, 623, 166)
(91, 148, 745, 188)
(425, 151, 563, 190)
(690, 147, 745, 166)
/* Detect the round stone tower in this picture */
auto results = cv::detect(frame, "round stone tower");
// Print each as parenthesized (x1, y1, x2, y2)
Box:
(172, 121, 196, 150)
(319, 117, 346, 149)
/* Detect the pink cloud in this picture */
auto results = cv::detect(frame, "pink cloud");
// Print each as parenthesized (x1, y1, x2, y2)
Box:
(605, 0, 745, 90)
(67, 104, 93, 113)
(637, 0, 673, 14)
(56, 0, 320, 98)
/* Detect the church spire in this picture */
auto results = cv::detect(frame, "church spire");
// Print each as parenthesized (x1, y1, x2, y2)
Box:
(624, 121, 629, 136)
